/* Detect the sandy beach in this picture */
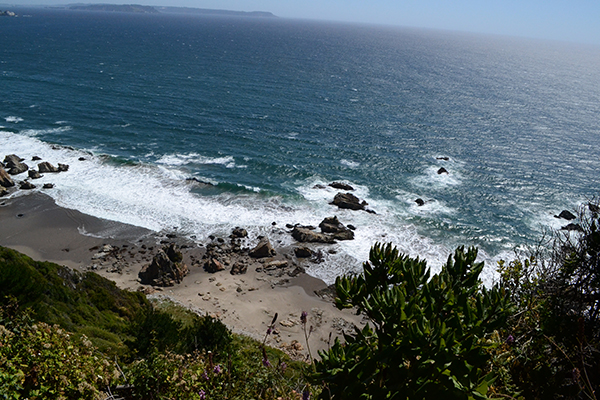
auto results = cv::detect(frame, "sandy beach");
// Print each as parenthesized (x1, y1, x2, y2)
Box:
(0, 191, 364, 358)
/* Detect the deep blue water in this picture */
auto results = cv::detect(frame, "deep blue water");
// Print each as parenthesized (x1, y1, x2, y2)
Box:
(2, 7, 600, 283)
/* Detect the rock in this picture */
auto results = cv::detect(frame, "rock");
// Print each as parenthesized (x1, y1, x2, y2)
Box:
(58, 163, 69, 172)
(19, 181, 36, 190)
(0, 187, 8, 197)
(292, 226, 336, 244)
(589, 203, 600, 213)
(436, 156, 449, 161)
(555, 210, 576, 220)
(294, 247, 313, 258)
(249, 237, 276, 258)
(561, 223, 583, 232)
(0, 166, 15, 187)
(32, 156, 42, 161)
(4, 155, 29, 175)
(78, 157, 86, 161)
(331, 192, 366, 211)
(38, 162, 59, 173)
(230, 262, 247, 275)
(313, 184, 326, 189)
(205, 258, 226, 273)
(437, 167, 448, 175)
(329, 182, 354, 191)
(42, 183, 54, 189)
(231, 227, 248, 238)
(138, 245, 189, 286)
(28, 170, 42, 179)
(319, 216, 354, 240)
(415, 198, 425, 206)
(347, 224, 356, 230)
(266, 260, 288, 269)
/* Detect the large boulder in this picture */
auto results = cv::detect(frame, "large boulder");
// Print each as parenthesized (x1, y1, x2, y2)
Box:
(294, 246, 313, 258)
(292, 226, 336, 244)
(0, 166, 15, 187)
(19, 181, 36, 190)
(138, 244, 189, 286)
(4, 155, 28, 175)
(437, 167, 448, 175)
(249, 237, 276, 258)
(331, 192, 367, 211)
(28, 170, 42, 179)
(204, 258, 226, 273)
(319, 216, 354, 240)
(38, 162, 59, 173)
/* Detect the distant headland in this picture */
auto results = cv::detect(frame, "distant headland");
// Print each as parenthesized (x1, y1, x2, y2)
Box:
(64, 3, 276, 17)
(0, 10, 17, 17)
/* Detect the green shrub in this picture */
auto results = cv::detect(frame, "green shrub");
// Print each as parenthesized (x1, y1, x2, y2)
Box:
(312, 243, 511, 400)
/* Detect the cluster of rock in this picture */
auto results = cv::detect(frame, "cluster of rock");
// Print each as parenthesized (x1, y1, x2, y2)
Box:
(0, 10, 17, 17)
(138, 244, 189, 286)
(0, 153, 69, 196)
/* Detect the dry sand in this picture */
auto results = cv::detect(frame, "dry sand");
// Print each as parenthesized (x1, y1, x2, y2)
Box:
(0, 192, 364, 358)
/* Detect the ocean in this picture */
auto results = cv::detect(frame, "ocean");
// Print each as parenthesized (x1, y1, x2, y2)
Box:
(2, 7, 600, 284)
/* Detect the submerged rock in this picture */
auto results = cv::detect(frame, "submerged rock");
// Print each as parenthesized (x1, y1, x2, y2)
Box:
(329, 182, 354, 191)
(415, 198, 425, 206)
(437, 167, 448, 175)
(555, 210, 576, 221)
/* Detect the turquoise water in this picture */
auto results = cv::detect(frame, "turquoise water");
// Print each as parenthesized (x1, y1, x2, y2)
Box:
(2, 8, 600, 283)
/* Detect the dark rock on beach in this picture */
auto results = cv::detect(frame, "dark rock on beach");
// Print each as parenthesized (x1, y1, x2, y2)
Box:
(555, 210, 576, 221)
(231, 227, 248, 238)
(328, 182, 354, 191)
(331, 192, 367, 211)
(0, 187, 8, 197)
(0, 166, 15, 187)
(294, 246, 313, 258)
(249, 237, 276, 258)
(4, 155, 28, 175)
(205, 258, 226, 273)
(19, 181, 36, 190)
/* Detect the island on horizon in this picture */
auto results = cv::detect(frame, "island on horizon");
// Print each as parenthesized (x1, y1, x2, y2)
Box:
(63, 3, 276, 17)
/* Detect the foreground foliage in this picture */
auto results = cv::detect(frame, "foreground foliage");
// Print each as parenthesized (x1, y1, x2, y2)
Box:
(312, 244, 511, 399)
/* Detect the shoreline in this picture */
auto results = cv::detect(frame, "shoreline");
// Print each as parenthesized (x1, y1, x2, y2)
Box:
(0, 191, 363, 356)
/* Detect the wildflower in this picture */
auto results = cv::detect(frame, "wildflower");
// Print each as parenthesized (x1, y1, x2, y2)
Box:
(262, 356, 271, 367)
(199, 389, 206, 400)
(213, 364, 222, 374)
(301, 311, 307, 325)
(202, 370, 209, 381)
(303, 389, 310, 400)
(279, 361, 287, 373)
(506, 334, 515, 345)
(266, 327, 272, 335)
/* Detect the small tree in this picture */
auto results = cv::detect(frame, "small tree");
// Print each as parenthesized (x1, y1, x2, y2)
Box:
(312, 244, 510, 400)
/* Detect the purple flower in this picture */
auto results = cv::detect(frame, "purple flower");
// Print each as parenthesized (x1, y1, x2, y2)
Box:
(301, 311, 308, 325)
(303, 389, 310, 400)
(262, 357, 271, 367)
(202, 370, 209, 381)
(199, 389, 206, 400)
(213, 364, 222, 374)
(506, 334, 515, 345)
(279, 361, 287, 373)
(266, 327, 272, 335)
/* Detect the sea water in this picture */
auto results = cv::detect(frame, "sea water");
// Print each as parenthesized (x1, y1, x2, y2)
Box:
(2, 7, 600, 284)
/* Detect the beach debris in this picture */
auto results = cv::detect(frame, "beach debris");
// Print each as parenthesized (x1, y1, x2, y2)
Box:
(138, 243, 189, 286)
(331, 192, 367, 211)
(555, 210, 576, 220)
(28, 170, 42, 179)
(38, 161, 59, 173)
(294, 246, 313, 258)
(4, 154, 28, 175)
(319, 216, 354, 240)
(437, 167, 449, 174)
(328, 182, 354, 191)
(0, 166, 15, 187)
(249, 237, 276, 258)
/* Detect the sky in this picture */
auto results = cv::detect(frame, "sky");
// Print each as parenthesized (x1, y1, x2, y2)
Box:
(10, 0, 600, 45)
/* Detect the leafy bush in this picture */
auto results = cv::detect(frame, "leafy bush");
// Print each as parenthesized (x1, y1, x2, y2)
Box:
(312, 243, 511, 400)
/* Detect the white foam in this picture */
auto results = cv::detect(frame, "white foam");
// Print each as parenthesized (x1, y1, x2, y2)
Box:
(157, 153, 236, 168)
(20, 126, 72, 136)
(341, 159, 360, 168)
(5, 116, 23, 123)
(411, 165, 462, 188)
